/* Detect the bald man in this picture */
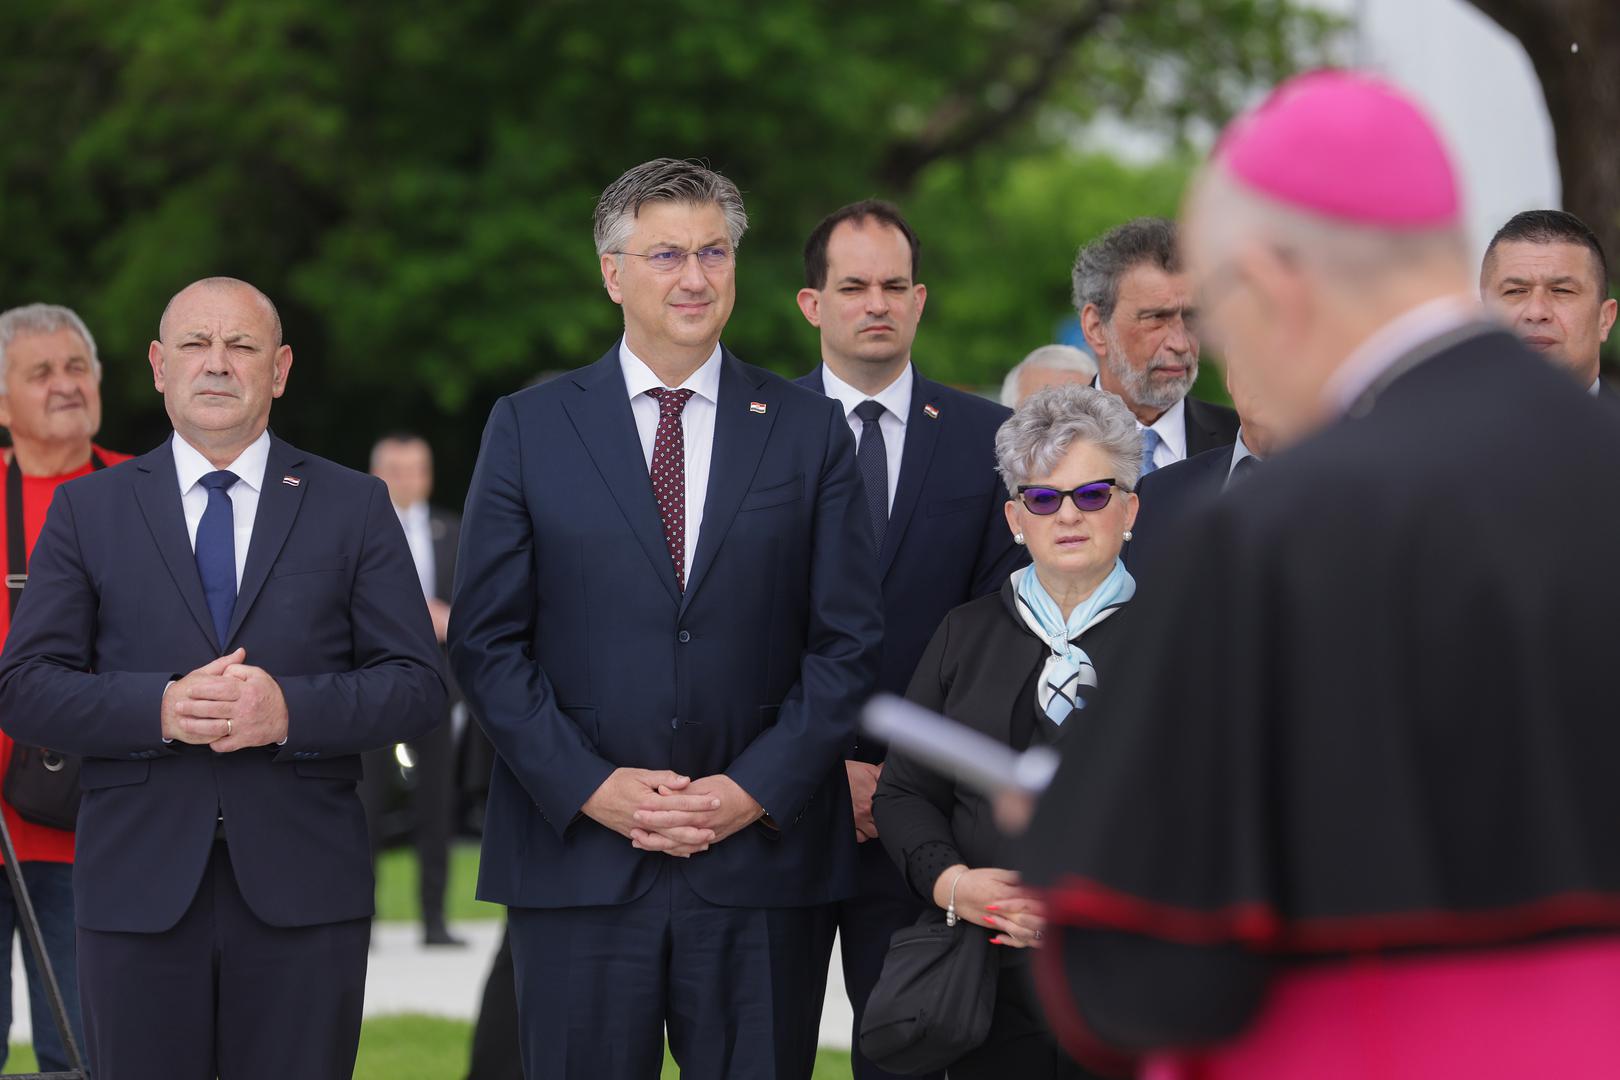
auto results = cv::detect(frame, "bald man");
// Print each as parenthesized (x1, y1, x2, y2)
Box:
(1020, 73, 1620, 1076)
(0, 277, 446, 1080)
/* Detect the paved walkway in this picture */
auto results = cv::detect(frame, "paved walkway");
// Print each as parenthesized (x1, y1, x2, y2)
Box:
(8, 924, 857, 1051)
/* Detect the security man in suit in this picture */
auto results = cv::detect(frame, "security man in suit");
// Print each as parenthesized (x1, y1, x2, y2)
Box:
(0, 276, 446, 1079)
(449, 159, 883, 1080)
(793, 199, 1026, 1080)
(1074, 218, 1239, 474)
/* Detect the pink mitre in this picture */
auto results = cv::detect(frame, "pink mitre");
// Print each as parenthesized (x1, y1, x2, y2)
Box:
(1213, 69, 1461, 230)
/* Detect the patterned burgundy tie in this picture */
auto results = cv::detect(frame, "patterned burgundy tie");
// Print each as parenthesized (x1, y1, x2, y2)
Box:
(647, 388, 695, 590)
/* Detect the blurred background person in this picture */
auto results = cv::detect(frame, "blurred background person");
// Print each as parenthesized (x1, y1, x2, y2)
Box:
(873, 385, 1140, 1080)
(795, 199, 1025, 1080)
(1022, 71, 1620, 1079)
(1074, 218, 1238, 476)
(0, 303, 127, 1074)
(1000, 345, 1098, 408)
(1124, 361, 1279, 579)
(1480, 208, 1616, 399)
(364, 433, 465, 948)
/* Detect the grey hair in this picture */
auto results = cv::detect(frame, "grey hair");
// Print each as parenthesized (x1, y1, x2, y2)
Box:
(0, 303, 102, 394)
(593, 158, 749, 257)
(999, 344, 1099, 407)
(995, 384, 1143, 495)
(1071, 217, 1180, 322)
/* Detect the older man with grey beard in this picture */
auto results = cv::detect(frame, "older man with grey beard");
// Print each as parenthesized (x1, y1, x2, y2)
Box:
(1074, 218, 1238, 475)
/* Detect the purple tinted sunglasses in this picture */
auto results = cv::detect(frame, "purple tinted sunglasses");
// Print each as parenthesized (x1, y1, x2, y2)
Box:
(1016, 478, 1131, 515)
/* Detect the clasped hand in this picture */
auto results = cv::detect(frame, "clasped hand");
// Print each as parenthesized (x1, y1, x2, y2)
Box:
(160, 648, 290, 752)
(582, 768, 764, 858)
(933, 865, 1047, 948)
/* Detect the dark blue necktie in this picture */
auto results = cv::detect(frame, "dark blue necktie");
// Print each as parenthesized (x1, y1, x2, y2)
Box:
(854, 400, 889, 551)
(195, 470, 240, 648)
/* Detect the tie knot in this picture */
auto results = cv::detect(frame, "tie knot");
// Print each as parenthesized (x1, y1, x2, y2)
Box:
(854, 400, 885, 424)
(199, 470, 239, 493)
(1140, 427, 1162, 453)
(648, 388, 695, 415)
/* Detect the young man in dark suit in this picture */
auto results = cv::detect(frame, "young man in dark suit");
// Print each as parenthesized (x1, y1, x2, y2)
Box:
(449, 159, 883, 1080)
(794, 200, 1026, 1080)
(0, 277, 446, 1080)
(1074, 217, 1239, 474)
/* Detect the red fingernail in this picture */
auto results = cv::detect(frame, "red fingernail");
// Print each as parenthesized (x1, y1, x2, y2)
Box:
(983, 914, 997, 923)
(985, 904, 1000, 911)
(990, 937, 1004, 946)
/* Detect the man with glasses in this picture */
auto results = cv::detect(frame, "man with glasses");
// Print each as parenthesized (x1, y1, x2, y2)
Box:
(1074, 218, 1238, 476)
(449, 158, 883, 1080)
(793, 200, 1025, 1080)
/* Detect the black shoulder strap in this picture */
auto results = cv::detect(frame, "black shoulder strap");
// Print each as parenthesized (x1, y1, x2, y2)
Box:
(7, 450, 107, 616)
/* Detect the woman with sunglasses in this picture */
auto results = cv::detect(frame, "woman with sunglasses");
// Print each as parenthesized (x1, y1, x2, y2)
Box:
(872, 385, 1141, 1079)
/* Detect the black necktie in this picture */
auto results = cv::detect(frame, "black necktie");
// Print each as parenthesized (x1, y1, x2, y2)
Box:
(854, 400, 888, 551)
(195, 470, 240, 647)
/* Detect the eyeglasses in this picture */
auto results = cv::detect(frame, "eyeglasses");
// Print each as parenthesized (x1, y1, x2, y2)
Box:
(614, 246, 734, 273)
(1016, 479, 1131, 515)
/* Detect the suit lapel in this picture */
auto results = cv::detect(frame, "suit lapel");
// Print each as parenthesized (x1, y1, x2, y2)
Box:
(560, 350, 682, 606)
(879, 374, 943, 579)
(682, 350, 773, 611)
(226, 435, 306, 644)
(134, 439, 221, 651)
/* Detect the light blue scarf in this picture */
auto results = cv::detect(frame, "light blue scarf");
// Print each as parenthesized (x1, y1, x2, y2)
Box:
(1012, 560, 1135, 727)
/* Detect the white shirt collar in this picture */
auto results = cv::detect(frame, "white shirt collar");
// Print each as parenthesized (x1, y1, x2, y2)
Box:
(1227, 429, 1256, 478)
(1091, 373, 1189, 459)
(171, 429, 271, 494)
(820, 362, 913, 426)
(619, 339, 723, 404)
(1589, 376, 1602, 397)
(396, 500, 430, 527)
(1321, 295, 1480, 417)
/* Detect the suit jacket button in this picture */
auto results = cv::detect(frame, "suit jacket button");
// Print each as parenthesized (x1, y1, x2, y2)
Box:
(677, 630, 691, 643)
(670, 718, 679, 730)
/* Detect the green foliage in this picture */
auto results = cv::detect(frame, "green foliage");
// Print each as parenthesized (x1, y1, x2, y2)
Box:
(0, 0, 1336, 499)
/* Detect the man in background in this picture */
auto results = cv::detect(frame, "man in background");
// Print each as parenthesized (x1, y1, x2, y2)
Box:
(1000, 344, 1098, 407)
(1481, 208, 1616, 399)
(0, 303, 129, 1074)
(365, 433, 465, 947)
(1074, 218, 1238, 476)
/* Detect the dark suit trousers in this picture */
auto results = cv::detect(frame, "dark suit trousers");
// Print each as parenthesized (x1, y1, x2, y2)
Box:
(76, 840, 369, 1080)
(465, 924, 523, 1080)
(812, 840, 936, 1080)
(508, 861, 826, 1080)
(360, 714, 455, 926)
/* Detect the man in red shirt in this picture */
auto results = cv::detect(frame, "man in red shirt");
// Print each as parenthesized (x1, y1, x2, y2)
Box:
(0, 303, 129, 1073)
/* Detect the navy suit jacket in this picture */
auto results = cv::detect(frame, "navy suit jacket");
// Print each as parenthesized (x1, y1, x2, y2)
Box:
(0, 434, 446, 933)
(1124, 441, 1237, 579)
(796, 366, 1027, 751)
(449, 346, 883, 911)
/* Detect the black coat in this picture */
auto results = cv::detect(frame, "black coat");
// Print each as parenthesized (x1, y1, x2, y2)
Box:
(1124, 441, 1236, 580)
(1183, 396, 1241, 458)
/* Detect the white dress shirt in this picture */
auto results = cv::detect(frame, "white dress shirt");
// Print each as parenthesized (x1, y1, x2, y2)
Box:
(621, 340, 722, 574)
(1092, 375, 1187, 470)
(396, 501, 435, 600)
(820, 363, 911, 513)
(1589, 377, 1602, 397)
(1226, 429, 1257, 485)
(172, 429, 271, 590)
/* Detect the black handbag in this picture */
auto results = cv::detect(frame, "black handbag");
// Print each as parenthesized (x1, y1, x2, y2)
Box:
(0, 451, 106, 834)
(858, 909, 1000, 1074)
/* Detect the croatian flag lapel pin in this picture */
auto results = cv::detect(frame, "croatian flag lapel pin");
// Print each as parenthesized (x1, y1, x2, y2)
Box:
(923, 403, 940, 420)
(749, 401, 768, 414)
(281, 475, 301, 487)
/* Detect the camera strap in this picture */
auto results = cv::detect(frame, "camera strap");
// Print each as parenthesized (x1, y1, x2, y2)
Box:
(7, 449, 107, 616)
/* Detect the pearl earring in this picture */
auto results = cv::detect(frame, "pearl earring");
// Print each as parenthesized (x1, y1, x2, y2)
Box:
(1122, 530, 1133, 542)
(1014, 532, 1026, 546)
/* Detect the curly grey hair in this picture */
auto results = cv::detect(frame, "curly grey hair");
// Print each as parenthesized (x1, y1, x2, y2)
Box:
(995, 384, 1143, 495)
(1070, 217, 1180, 322)
(593, 158, 749, 257)
(0, 304, 101, 394)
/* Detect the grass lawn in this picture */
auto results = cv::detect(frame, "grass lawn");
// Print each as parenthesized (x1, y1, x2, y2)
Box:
(375, 840, 502, 923)
(9, 1017, 858, 1079)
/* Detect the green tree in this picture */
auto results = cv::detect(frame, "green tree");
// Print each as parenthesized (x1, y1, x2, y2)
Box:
(0, 0, 1337, 497)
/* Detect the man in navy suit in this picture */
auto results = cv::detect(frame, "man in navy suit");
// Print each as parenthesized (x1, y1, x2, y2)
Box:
(448, 159, 883, 1080)
(1074, 218, 1239, 474)
(793, 199, 1025, 1079)
(0, 277, 446, 1080)
(1126, 362, 1277, 579)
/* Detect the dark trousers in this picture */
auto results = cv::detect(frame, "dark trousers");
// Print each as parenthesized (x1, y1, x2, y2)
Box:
(813, 840, 935, 1080)
(0, 860, 84, 1073)
(947, 957, 1098, 1080)
(76, 840, 370, 1080)
(466, 923, 522, 1080)
(508, 862, 827, 1080)
(360, 715, 454, 927)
